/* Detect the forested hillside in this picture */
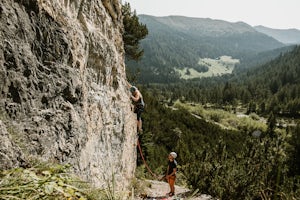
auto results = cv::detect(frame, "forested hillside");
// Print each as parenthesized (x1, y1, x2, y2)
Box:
(145, 45, 300, 117)
(136, 45, 300, 197)
(138, 85, 300, 199)
(126, 15, 285, 83)
(125, 10, 300, 200)
(234, 45, 296, 72)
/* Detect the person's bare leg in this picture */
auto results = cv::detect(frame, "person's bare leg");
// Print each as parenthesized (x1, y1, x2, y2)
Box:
(168, 177, 175, 196)
(139, 119, 142, 132)
(137, 120, 142, 132)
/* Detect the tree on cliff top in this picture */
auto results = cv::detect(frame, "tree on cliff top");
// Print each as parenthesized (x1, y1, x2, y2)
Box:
(122, 2, 148, 61)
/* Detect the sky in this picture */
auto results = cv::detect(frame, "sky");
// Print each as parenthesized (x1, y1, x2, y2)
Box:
(122, 0, 300, 30)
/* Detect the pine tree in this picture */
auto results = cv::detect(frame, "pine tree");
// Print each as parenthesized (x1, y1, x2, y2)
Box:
(267, 111, 276, 137)
(288, 124, 300, 176)
(122, 2, 148, 61)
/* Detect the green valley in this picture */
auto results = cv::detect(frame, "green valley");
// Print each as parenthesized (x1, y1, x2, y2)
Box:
(127, 12, 300, 199)
(126, 15, 287, 83)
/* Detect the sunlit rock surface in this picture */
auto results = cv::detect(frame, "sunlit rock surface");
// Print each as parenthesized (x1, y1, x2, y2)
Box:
(0, 0, 136, 192)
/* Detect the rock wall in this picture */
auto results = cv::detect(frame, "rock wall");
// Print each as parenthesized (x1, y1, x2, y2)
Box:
(0, 0, 137, 192)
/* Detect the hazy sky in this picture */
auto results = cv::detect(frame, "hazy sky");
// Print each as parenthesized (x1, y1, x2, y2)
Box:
(123, 0, 300, 30)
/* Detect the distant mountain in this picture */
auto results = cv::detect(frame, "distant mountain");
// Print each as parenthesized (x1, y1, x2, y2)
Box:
(254, 25, 300, 44)
(127, 15, 285, 83)
(150, 15, 256, 37)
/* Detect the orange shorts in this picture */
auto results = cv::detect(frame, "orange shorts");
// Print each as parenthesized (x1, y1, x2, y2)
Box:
(167, 175, 176, 187)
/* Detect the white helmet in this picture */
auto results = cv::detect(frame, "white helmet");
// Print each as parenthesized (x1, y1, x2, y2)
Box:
(170, 152, 177, 159)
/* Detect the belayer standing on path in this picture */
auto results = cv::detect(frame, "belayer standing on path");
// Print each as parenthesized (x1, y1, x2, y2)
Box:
(128, 83, 145, 133)
(166, 152, 177, 197)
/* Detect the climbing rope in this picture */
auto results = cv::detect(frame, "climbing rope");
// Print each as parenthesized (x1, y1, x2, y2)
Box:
(137, 139, 159, 179)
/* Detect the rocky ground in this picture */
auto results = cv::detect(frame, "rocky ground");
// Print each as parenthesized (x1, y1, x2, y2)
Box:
(136, 180, 215, 200)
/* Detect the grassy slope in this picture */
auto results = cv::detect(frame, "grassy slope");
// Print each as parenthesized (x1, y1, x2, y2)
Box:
(175, 56, 239, 79)
(172, 101, 268, 132)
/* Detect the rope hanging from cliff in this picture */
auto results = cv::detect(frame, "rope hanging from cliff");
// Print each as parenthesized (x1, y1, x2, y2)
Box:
(137, 139, 158, 179)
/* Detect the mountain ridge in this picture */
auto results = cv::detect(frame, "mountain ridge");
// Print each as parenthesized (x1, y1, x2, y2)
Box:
(143, 14, 256, 36)
(254, 25, 300, 44)
(127, 15, 286, 83)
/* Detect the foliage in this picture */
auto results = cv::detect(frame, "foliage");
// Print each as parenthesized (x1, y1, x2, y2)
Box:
(286, 124, 300, 177)
(129, 176, 149, 197)
(180, 130, 296, 199)
(141, 45, 300, 118)
(138, 87, 300, 199)
(126, 22, 300, 200)
(0, 162, 122, 200)
(122, 2, 148, 61)
(172, 101, 267, 132)
(0, 164, 84, 200)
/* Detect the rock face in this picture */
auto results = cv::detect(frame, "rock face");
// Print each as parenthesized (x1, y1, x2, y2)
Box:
(0, 0, 136, 192)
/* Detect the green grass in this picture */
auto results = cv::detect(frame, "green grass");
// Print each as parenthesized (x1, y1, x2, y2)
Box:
(0, 161, 124, 200)
(175, 55, 239, 79)
(173, 101, 268, 132)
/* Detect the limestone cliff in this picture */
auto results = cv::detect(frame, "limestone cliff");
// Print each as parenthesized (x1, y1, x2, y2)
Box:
(0, 0, 136, 191)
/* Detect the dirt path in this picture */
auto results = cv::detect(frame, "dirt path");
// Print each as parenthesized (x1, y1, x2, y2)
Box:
(136, 180, 214, 200)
